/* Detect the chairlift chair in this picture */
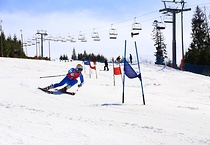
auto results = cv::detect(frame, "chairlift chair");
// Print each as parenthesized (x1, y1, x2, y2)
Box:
(48, 36, 54, 41)
(67, 36, 76, 42)
(94, 37, 100, 41)
(32, 37, 36, 41)
(31, 41, 36, 45)
(109, 28, 118, 39)
(61, 37, 67, 42)
(27, 39, 31, 44)
(164, 13, 173, 23)
(66, 36, 71, 42)
(81, 38, 87, 42)
(132, 22, 142, 31)
(78, 32, 85, 40)
(54, 37, 59, 42)
(109, 24, 118, 39)
(70, 37, 76, 42)
(92, 30, 100, 41)
(58, 36, 63, 42)
(92, 29, 100, 38)
(157, 22, 166, 30)
(131, 18, 142, 37)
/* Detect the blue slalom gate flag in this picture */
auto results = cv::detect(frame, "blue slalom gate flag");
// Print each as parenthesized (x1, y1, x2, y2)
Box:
(124, 59, 141, 80)
(84, 60, 90, 65)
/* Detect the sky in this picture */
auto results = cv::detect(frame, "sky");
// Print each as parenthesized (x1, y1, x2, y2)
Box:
(1, 0, 210, 63)
(0, 57, 210, 145)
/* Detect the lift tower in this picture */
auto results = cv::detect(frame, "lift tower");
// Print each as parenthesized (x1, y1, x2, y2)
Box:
(36, 30, 47, 58)
(159, 0, 191, 68)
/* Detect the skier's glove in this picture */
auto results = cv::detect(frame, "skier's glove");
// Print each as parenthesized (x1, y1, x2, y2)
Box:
(78, 83, 82, 87)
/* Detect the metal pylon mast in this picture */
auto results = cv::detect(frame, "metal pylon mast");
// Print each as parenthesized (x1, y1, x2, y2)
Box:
(159, 0, 191, 68)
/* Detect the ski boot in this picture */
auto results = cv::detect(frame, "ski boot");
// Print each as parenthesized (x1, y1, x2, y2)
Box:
(59, 87, 67, 92)
(44, 84, 54, 90)
(59, 85, 71, 92)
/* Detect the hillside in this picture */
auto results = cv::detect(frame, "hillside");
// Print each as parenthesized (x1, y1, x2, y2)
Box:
(0, 57, 210, 145)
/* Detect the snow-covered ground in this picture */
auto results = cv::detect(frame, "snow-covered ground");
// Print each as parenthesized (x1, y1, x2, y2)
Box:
(0, 57, 210, 145)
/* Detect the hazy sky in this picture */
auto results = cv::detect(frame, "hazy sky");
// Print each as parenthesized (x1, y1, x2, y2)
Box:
(1, 0, 210, 63)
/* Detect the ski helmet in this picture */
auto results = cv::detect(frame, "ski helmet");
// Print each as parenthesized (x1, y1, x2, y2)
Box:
(76, 64, 83, 71)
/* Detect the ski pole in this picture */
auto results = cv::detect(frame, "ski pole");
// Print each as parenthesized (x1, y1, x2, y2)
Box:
(40, 74, 66, 78)
(73, 85, 81, 95)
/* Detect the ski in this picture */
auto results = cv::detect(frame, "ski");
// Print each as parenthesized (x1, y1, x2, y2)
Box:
(38, 87, 53, 94)
(55, 89, 75, 95)
(38, 87, 75, 95)
(59, 91, 75, 95)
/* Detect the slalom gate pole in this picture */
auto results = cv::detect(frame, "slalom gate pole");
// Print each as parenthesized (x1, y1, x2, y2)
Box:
(113, 59, 115, 86)
(122, 40, 127, 103)
(134, 41, 145, 105)
(40, 74, 66, 78)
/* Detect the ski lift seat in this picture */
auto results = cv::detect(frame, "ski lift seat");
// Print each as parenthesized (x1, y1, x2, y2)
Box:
(109, 28, 118, 39)
(81, 38, 87, 42)
(94, 38, 100, 41)
(157, 22, 166, 30)
(92, 32, 100, 39)
(132, 22, 142, 31)
(164, 14, 173, 23)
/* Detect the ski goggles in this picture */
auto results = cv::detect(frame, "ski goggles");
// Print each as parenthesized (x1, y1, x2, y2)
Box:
(76, 67, 83, 71)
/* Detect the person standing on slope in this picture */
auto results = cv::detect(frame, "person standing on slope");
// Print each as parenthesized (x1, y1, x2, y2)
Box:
(104, 59, 109, 71)
(44, 64, 84, 92)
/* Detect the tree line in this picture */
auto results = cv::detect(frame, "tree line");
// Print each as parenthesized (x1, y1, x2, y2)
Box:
(71, 48, 107, 62)
(0, 33, 26, 58)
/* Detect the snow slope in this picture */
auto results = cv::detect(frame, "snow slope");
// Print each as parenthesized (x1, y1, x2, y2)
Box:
(0, 57, 210, 145)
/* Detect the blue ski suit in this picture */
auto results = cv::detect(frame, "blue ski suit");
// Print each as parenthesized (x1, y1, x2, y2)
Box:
(53, 68, 84, 88)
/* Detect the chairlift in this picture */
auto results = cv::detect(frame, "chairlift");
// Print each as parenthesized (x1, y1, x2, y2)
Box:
(164, 13, 173, 23)
(67, 36, 76, 42)
(109, 25, 118, 39)
(132, 22, 142, 31)
(48, 36, 54, 41)
(92, 32, 99, 38)
(70, 36, 76, 42)
(157, 22, 166, 30)
(92, 29, 100, 41)
(27, 39, 31, 44)
(58, 36, 63, 42)
(61, 37, 67, 42)
(32, 36, 36, 41)
(78, 31, 85, 40)
(92, 29, 100, 38)
(66, 36, 71, 41)
(81, 38, 87, 42)
(31, 41, 36, 45)
(54, 37, 59, 42)
(94, 37, 100, 41)
(131, 17, 142, 37)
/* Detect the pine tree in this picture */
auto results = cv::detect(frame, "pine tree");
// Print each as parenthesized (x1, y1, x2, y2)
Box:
(0, 32, 26, 58)
(0, 31, 6, 57)
(185, 6, 210, 66)
(152, 20, 167, 65)
(71, 48, 77, 60)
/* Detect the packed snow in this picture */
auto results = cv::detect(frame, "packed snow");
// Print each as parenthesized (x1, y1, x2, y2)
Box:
(0, 57, 210, 145)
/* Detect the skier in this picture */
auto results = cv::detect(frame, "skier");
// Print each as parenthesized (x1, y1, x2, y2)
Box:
(116, 56, 121, 64)
(129, 54, 133, 64)
(44, 64, 84, 92)
(104, 59, 109, 71)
